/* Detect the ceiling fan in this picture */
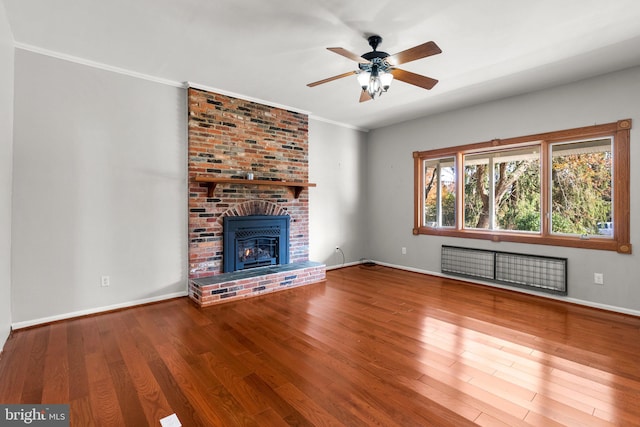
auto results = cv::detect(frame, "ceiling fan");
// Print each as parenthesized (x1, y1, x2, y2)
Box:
(307, 35, 442, 102)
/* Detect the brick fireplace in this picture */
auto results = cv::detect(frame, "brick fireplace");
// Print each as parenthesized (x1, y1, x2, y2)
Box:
(187, 87, 325, 307)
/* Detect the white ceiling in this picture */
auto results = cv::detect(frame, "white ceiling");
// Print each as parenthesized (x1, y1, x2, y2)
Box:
(4, 0, 640, 130)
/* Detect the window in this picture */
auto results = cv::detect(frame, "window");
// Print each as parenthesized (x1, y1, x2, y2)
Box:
(424, 157, 456, 227)
(464, 146, 540, 232)
(413, 120, 632, 254)
(550, 138, 612, 237)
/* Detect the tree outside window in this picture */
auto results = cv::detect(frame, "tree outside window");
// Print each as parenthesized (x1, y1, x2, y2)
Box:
(463, 147, 540, 232)
(424, 157, 455, 227)
(551, 139, 612, 236)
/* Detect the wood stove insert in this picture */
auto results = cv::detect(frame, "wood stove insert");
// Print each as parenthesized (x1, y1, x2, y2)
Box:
(223, 215, 290, 273)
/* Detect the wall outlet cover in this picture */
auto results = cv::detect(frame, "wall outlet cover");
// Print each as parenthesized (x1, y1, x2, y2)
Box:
(594, 273, 604, 285)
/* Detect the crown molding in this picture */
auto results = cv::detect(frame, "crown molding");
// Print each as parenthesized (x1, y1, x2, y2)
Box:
(15, 43, 366, 131)
(309, 115, 369, 133)
(15, 42, 184, 88)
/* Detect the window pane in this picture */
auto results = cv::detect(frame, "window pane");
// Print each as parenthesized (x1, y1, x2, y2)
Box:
(464, 154, 490, 229)
(494, 147, 540, 232)
(464, 147, 540, 231)
(424, 157, 456, 227)
(551, 138, 612, 236)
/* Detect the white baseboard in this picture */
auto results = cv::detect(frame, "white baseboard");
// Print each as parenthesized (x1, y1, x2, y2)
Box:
(12, 261, 638, 330)
(371, 260, 640, 318)
(326, 261, 363, 271)
(11, 291, 188, 330)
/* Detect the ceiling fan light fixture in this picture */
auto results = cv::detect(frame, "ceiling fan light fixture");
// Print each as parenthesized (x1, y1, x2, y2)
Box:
(368, 66, 381, 97)
(356, 56, 396, 99)
(357, 71, 370, 90)
(380, 71, 393, 91)
(359, 68, 393, 99)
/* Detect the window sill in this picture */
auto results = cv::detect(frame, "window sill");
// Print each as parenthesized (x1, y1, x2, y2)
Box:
(413, 227, 632, 254)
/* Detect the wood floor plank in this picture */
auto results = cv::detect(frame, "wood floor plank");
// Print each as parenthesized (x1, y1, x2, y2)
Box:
(67, 321, 90, 401)
(153, 341, 251, 426)
(529, 393, 617, 426)
(493, 362, 610, 414)
(85, 352, 126, 427)
(126, 310, 210, 426)
(111, 314, 175, 425)
(0, 329, 34, 402)
(41, 322, 69, 403)
(275, 382, 345, 427)
(79, 316, 103, 355)
(19, 326, 49, 403)
(69, 396, 97, 427)
(2, 265, 640, 426)
(107, 359, 149, 426)
(242, 372, 314, 426)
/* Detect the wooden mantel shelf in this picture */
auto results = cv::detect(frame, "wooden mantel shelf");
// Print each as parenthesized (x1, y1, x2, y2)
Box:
(194, 175, 316, 199)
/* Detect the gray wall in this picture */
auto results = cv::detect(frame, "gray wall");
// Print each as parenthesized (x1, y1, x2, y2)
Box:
(0, 1, 13, 349)
(309, 119, 368, 267)
(11, 50, 188, 325)
(366, 66, 640, 313)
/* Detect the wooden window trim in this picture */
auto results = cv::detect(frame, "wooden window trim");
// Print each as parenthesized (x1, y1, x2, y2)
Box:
(413, 119, 632, 254)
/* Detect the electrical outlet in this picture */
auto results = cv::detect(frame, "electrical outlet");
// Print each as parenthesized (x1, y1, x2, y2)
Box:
(594, 273, 604, 285)
(401, 247, 407, 255)
(101, 275, 110, 287)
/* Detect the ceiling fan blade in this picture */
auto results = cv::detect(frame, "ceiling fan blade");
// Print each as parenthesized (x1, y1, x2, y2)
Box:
(307, 71, 356, 87)
(388, 41, 442, 66)
(359, 90, 372, 103)
(327, 47, 368, 63)
(391, 69, 439, 90)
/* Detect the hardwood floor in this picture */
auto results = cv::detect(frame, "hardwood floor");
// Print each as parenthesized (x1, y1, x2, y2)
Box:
(2, 265, 640, 426)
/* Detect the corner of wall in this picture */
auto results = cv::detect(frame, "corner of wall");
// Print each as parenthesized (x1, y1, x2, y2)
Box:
(0, 0, 15, 352)
(308, 118, 369, 267)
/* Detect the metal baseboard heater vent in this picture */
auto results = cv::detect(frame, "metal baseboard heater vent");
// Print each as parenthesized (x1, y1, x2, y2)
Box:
(441, 245, 567, 295)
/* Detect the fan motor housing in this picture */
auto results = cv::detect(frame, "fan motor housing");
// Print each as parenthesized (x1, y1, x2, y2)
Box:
(362, 51, 390, 61)
(363, 35, 389, 60)
(367, 35, 383, 50)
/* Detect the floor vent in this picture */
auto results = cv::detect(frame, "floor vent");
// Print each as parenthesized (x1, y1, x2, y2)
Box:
(441, 245, 567, 295)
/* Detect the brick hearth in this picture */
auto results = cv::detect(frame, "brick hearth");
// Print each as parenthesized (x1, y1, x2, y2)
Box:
(189, 261, 325, 306)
